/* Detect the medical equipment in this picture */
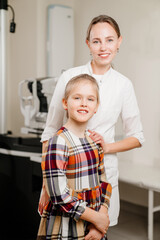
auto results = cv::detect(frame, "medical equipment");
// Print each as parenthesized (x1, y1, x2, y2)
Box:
(18, 5, 74, 135)
(19, 77, 58, 135)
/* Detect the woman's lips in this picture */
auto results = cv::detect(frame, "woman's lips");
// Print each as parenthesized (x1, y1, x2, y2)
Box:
(99, 53, 110, 58)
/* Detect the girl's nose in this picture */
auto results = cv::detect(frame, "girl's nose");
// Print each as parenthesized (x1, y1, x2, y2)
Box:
(81, 99, 87, 107)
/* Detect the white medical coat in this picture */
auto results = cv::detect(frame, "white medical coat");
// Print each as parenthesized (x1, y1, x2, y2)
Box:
(41, 62, 145, 223)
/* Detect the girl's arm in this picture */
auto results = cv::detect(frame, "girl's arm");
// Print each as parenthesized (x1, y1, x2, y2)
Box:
(84, 147, 111, 239)
(84, 206, 109, 240)
(80, 207, 109, 236)
(38, 140, 50, 216)
(42, 135, 86, 222)
(97, 146, 112, 207)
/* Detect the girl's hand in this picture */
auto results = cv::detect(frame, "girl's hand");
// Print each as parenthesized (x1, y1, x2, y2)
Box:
(92, 212, 109, 235)
(88, 130, 108, 153)
(38, 186, 49, 215)
(85, 224, 103, 240)
(99, 205, 110, 230)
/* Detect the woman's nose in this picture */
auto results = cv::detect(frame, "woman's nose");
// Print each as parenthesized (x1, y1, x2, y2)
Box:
(100, 42, 107, 51)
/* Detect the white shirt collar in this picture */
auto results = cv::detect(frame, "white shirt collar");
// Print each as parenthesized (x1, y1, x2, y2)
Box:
(87, 61, 112, 83)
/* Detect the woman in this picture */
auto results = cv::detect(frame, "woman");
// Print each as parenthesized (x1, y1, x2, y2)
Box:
(39, 14, 144, 234)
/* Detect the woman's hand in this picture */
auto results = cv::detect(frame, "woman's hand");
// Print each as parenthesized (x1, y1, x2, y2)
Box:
(89, 130, 141, 154)
(88, 130, 108, 153)
(38, 186, 49, 215)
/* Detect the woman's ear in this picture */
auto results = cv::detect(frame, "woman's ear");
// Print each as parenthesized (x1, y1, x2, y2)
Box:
(62, 98, 68, 110)
(118, 35, 122, 49)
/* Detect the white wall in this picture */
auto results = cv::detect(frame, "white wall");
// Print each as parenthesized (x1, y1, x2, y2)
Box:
(6, 0, 160, 206)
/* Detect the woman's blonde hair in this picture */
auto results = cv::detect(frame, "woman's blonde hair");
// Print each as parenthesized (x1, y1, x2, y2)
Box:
(86, 15, 121, 41)
(64, 74, 100, 103)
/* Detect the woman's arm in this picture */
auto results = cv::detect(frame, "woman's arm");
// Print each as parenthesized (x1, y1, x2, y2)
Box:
(104, 136, 141, 154)
(89, 79, 144, 154)
(89, 130, 141, 154)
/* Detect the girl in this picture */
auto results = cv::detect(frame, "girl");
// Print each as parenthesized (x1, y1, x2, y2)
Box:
(39, 15, 144, 231)
(37, 74, 112, 240)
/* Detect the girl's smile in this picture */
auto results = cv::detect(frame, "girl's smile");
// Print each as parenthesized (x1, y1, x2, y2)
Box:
(63, 81, 99, 126)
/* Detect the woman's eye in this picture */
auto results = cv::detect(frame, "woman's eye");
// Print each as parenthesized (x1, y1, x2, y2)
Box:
(108, 39, 113, 42)
(93, 40, 99, 44)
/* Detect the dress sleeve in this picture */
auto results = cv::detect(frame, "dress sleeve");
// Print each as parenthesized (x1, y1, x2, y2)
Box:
(41, 135, 86, 221)
(98, 145, 112, 209)
(121, 80, 145, 145)
(41, 73, 67, 142)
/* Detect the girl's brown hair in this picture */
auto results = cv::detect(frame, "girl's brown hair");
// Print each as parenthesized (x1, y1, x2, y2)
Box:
(86, 15, 121, 41)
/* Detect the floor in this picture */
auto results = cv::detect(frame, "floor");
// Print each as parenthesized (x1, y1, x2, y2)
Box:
(107, 209, 160, 240)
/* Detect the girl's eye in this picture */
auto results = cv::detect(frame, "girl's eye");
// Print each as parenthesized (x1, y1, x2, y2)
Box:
(74, 97, 80, 100)
(88, 98, 94, 101)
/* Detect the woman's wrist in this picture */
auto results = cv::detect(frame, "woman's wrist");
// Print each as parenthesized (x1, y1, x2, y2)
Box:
(104, 137, 141, 154)
(103, 143, 111, 154)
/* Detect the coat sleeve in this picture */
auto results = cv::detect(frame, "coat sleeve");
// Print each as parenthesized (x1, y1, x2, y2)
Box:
(98, 146, 112, 209)
(41, 135, 86, 221)
(121, 80, 145, 145)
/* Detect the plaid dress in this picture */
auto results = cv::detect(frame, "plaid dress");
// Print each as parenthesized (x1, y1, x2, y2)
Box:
(37, 127, 112, 240)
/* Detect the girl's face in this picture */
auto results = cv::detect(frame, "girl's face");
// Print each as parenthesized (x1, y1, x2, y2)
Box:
(63, 81, 99, 124)
(86, 22, 122, 72)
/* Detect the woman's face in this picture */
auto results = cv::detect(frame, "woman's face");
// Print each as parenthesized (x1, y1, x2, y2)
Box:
(86, 22, 122, 72)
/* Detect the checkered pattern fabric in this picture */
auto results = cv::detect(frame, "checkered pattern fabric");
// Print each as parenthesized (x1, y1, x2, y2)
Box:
(37, 127, 112, 240)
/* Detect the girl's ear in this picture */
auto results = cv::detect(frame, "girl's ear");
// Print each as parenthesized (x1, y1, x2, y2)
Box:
(86, 39, 90, 48)
(94, 102, 99, 114)
(62, 98, 68, 110)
